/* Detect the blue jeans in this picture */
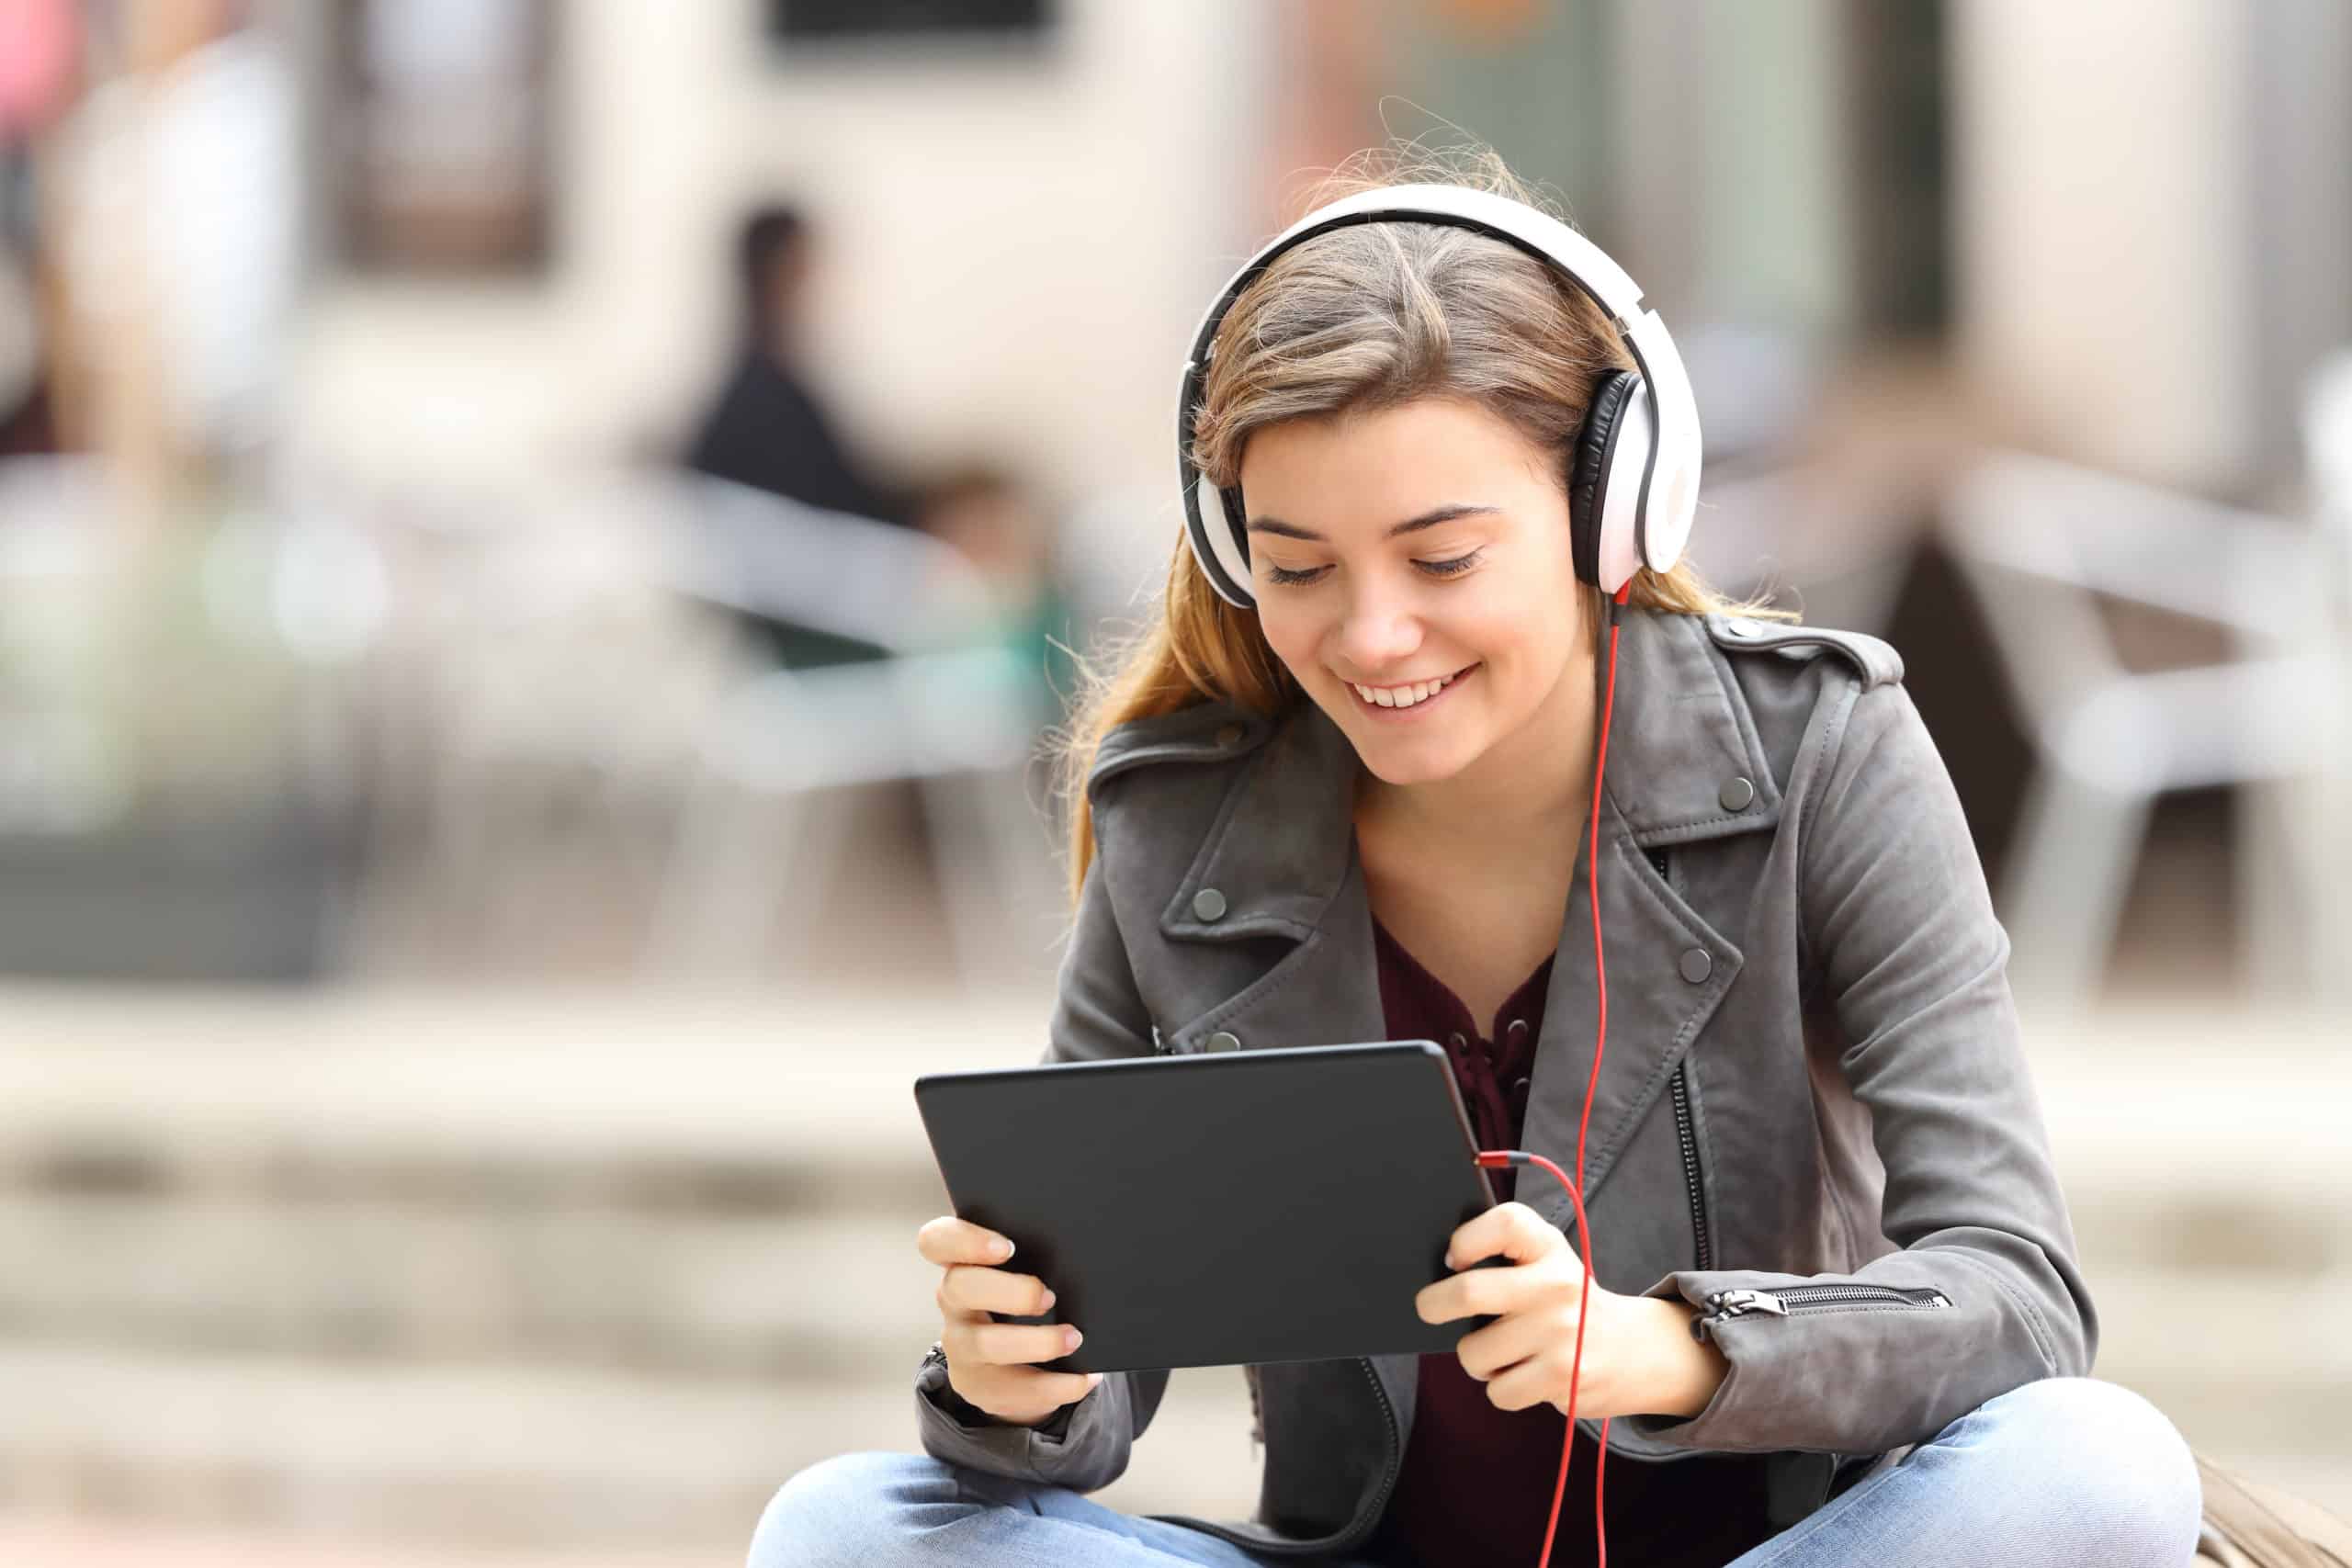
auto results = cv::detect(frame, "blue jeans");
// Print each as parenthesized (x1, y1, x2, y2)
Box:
(749, 1376, 2203, 1567)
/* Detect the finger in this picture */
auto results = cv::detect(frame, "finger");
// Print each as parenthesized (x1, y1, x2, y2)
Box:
(1415, 1278, 1455, 1325)
(1040, 1368, 1102, 1407)
(941, 1357, 1101, 1424)
(1451, 1202, 1569, 1269)
(1418, 1259, 1514, 1324)
(1483, 1353, 1552, 1412)
(937, 1263, 1057, 1319)
(1455, 1311, 1555, 1383)
(971, 1318, 1085, 1367)
(918, 1216, 1016, 1267)
(1436, 1260, 1526, 1322)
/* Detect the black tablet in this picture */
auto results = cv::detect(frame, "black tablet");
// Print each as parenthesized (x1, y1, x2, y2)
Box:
(911, 1039, 1506, 1374)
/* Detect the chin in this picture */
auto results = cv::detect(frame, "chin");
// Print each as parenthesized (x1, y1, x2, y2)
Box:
(1345, 727, 1480, 786)
(1358, 753, 1469, 787)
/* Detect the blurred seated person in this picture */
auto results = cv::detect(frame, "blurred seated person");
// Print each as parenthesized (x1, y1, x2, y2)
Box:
(917, 461, 1077, 729)
(685, 202, 919, 669)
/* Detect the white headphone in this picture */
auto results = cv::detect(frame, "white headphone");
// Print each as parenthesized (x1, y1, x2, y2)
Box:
(1176, 184, 1702, 607)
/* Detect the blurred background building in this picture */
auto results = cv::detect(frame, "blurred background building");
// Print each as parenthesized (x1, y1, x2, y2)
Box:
(0, 0, 2346, 1562)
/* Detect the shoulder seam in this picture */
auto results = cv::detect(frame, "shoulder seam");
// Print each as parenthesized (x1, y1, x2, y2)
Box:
(1702, 613, 1905, 688)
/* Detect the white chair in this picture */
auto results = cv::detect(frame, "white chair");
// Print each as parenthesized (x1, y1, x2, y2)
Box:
(0, 457, 115, 836)
(1939, 449, 2350, 1019)
(2293, 349, 2352, 1006)
(634, 472, 1067, 993)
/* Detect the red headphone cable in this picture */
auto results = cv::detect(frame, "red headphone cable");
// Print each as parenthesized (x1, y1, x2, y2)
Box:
(1472, 577, 1632, 1568)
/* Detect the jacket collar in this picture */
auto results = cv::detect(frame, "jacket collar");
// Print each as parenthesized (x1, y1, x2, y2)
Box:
(1157, 603, 1785, 944)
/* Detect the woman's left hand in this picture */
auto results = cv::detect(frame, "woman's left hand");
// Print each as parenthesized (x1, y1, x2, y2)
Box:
(1414, 1201, 1666, 1419)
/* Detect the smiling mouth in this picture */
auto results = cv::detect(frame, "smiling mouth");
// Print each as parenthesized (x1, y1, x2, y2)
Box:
(1348, 663, 1478, 713)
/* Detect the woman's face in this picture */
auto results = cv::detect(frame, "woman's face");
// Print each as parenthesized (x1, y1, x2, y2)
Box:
(1238, 396, 1588, 788)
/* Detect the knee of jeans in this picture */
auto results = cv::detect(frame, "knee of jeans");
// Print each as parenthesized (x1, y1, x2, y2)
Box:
(750, 1450, 940, 1568)
(1984, 1377, 2204, 1553)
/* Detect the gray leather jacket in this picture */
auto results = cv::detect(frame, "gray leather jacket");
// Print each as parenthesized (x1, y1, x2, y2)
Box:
(914, 604, 2096, 1560)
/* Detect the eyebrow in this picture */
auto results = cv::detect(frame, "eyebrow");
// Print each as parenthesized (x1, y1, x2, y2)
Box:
(1243, 503, 1500, 542)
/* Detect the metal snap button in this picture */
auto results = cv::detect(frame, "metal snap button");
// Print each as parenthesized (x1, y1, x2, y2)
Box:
(1216, 723, 1244, 748)
(1725, 616, 1760, 638)
(1679, 948, 1713, 984)
(1719, 776, 1756, 812)
(1206, 1031, 1242, 1053)
(1511, 1076, 1531, 1096)
(1192, 887, 1227, 921)
(1505, 1018, 1529, 1038)
(1447, 1032, 1467, 1053)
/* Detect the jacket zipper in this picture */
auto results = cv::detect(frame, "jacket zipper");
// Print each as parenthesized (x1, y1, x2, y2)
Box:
(1647, 848, 1714, 1275)
(1336, 1357, 1402, 1556)
(1690, 1284, 1954, 1343)
(1178, 1358, 1399, 1558)
(1669, 1061, 1713, 1273)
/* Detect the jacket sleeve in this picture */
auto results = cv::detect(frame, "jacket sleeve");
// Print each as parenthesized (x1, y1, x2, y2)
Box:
(911, 833, 1174, 1493)
(1614, 676, 2098, 1459)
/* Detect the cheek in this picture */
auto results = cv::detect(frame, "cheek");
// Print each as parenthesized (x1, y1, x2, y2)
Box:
(1438, 601, 1528, 668)
(1255, 604, 1321, 671)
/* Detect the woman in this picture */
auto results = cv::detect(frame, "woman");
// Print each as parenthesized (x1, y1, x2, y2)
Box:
(751, 146, 2204, 1568)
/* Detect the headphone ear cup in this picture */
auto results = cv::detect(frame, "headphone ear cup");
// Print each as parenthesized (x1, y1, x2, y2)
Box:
(1215, 483, 1257, 605)
(1183, 468, 1259, 608)
(1569, 370, 1642, 588)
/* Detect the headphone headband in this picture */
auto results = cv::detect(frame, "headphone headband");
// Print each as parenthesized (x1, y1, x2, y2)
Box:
(1176, 184, 1702, 606)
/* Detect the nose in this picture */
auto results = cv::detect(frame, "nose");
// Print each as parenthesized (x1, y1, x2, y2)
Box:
(1336, 583, 1423, 676)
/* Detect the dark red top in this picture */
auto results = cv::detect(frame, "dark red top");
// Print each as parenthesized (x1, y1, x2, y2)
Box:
(1363, 915, 1779, 1568)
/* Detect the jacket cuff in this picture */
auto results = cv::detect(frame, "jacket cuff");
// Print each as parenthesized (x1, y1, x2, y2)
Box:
(912, 1346, 1129, 1491)
(1614, 1273, 1747, 1450)
(1610, 1258, 2073, 1457)
(921, 1360, 1079, 1441)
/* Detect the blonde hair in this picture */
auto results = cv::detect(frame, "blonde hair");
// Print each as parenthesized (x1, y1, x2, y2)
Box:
(1051, 140, 1796, 905)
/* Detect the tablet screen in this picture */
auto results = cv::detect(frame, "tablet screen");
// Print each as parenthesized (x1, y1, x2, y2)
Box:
(913, 1040, 1505, 1372)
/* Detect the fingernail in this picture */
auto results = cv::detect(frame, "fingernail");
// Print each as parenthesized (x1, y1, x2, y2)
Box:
(1064, 1327, 1083, 1349)
(1040, 1289, 1056, 1309)
(993, 1237, 1013, 1259)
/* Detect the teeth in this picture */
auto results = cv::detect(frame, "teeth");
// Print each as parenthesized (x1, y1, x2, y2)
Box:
(1352, 671, 1457, 709)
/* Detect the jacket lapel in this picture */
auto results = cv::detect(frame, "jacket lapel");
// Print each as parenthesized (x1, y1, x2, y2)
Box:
(1155, 697, 1384, 1053)
(1519, 607, 1792, 1251)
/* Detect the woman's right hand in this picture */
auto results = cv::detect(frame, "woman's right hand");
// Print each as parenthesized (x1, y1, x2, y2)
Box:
(920, 1215, 1104, 1427)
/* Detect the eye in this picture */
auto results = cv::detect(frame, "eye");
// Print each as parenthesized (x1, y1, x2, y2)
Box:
(1261, 550, 1483, 589)
(1416, 551, 1483, 578)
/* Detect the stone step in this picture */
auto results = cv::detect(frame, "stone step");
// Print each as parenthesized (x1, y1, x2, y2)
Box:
(0, 982, 1040, 1181)
(0, 1334, 2340, 1553)
(0, 1194, 944, 1377)
(0, 1036, 2341, 1376)
(0, 1342, 1265, 1551)
(2, 1452, 2344, 1568)
(0, 1121, 2337, 1385)
(0, 1513, 738, 1568)
(0, 988, 2339, 1194)
(0, 991, 2338, 1220)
